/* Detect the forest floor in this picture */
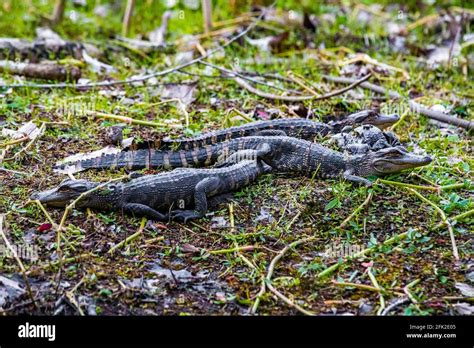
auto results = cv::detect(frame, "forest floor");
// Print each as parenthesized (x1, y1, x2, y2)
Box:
(0, 1, 473, 315)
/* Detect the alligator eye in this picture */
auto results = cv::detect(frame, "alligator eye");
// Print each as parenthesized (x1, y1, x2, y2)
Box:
(58, 186, 71, 192)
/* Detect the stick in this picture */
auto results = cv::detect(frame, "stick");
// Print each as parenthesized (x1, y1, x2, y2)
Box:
(367, 267, 386, 315)
(1, 3, 274, 90)
(332, 280, 383, 293)
(0, 60, 81, 81)
(435, 209, 474, 229)
(202, 0, 213, 33)
(235, 73, 371, 101)
(108, 217, 146, 254)
(339, 190, 374, 229)
(122, 0, 135, 37)
(86, 110, 182, 128)
(51, 0, 66, 25)
(406, 188, 459, 260)
(322, 75, 474, 130)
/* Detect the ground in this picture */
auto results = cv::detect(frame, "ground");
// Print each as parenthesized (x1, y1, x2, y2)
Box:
(0, 0, 473, 316)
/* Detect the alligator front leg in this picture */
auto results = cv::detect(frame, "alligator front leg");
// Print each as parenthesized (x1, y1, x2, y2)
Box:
(170, 176, 222, 223)
(343, 170, 372, 186)
(122, 203, 168, 221)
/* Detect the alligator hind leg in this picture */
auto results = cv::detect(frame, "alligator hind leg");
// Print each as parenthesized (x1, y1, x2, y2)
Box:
(122, 203, 168, 221)
(170, 177, 221, 223)
(215, 144, 272, 168)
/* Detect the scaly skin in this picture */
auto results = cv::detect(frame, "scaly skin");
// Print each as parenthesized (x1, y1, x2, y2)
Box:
(128, 110, 399, 151)
(331, 124, 402, 155)
(33, 156, 269, 222)
(55, 136, 432, 185)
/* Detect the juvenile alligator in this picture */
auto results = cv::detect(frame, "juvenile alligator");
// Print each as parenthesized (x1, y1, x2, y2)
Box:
(330, 124, 402, 155)
(55, 136, 432, 186)
(127, 110, 399, 151)
(33, 154, 269, 222)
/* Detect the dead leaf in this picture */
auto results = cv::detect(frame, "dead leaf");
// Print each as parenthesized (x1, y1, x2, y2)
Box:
(455, 282, 474, 297)
(0, 275, 25, 309)
(452, 303, 474, 315)
(181, 243, 200, 254)
(159, 82, 197, 106)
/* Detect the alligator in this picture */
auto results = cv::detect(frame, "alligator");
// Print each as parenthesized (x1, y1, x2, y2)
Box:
(330, 124, 402, 155)
(32, 153, 270, 222)
(125, 110, 400, 151)
(54, 136, 432, 186)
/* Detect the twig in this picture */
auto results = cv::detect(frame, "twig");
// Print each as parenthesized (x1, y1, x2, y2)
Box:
(235, 73, 371, 102)
(378, 179, 467, 192)
(51, 0, 66, 25)
(332, 280, 383, 293)
(318, 231, 409, 278)
(404, 279, 420, 304)
(86, 110, 182, 128)
(0, 167, 30, 176)
(435, 209, 474, 229)
(199, 61, 303, 94)
(122, 0, 135, 37)
(0, 136, 29, 147)
(286, 71, 318, 96)
(202, 0, 213, 33)
(367, 267, 386, 315)
(0, 215, 37, 308)
(339, 190, 374, 229)
(405, 188, 459, 260)
(266, 281, 315, 316)
(208, 245, 258, 255)
(1, 4, 273, 90)
(228, 203, 257, 271)
(108, 217, 146, 254)
(321, 75, 474, 130)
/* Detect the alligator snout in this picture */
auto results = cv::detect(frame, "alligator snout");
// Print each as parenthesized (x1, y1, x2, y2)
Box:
(30, 192, 39, 200)
(422, 155, 433, 165)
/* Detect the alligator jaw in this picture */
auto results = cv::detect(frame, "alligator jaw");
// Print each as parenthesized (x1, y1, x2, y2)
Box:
(373, 152, 432, 174)
(30, 187, 73, 207)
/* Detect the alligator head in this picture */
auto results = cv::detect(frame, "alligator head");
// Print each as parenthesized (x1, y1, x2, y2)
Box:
(30, 179, 101, 208)
(343, 110, 400, 130)
(351, 146, 432, 177)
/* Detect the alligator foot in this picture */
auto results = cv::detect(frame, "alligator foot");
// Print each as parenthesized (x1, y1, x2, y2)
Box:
(343, 172, 372, 186)
(170, 210, 204, 223)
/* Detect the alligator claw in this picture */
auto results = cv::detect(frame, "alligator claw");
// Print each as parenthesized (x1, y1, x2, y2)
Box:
(170, 210, 203, 223)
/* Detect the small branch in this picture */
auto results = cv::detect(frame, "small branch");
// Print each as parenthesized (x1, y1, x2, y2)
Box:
(435, 209, 474, 229)
(1, 4, 273, 89)
(0, 60, 81, 82)
(108, 217, 146, 254)
(208, 245, 258, 255)
(339, 190, 374, 229)
(0, 136, 29, 148)
(122, 0, 136, 37)
(86, 110, 182, 128)
(367, 267, 386, 315)
(51, 0, 66, 25)
(202, 0, 213, 33)
(332, 280, 383, 293)
(406, 188, 459, 260)
(322, 75, 474, 130)
(234, 73, 371, 102)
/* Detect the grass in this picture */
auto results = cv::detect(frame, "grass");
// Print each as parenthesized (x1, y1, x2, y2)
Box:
(0, 0, 473, 315)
